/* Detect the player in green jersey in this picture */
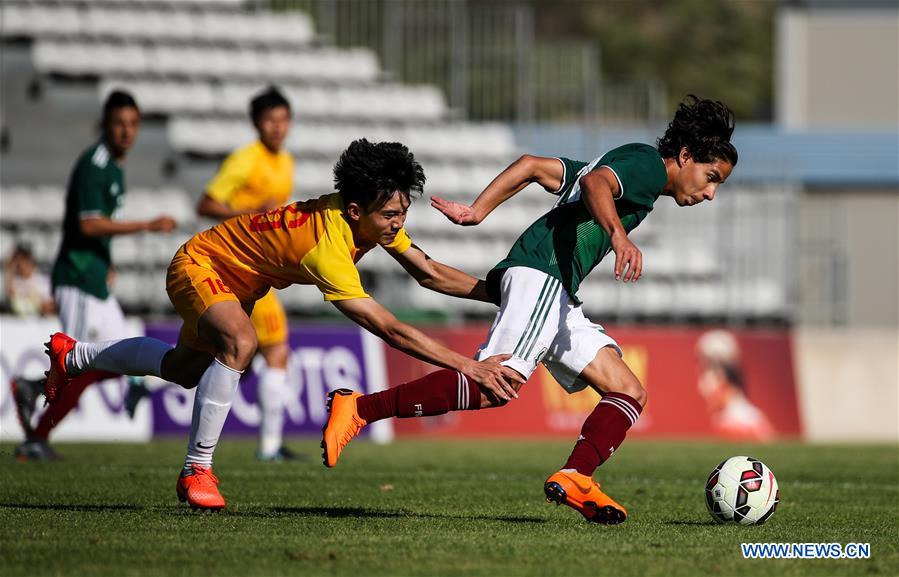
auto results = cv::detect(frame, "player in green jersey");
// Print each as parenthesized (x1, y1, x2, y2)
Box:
(14, 90, 177, 461)
(322, 95, 738, 524)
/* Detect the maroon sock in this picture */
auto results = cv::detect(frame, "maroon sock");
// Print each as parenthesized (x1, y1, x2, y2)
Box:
(32, 372, 105, 440)
(563, 392, 643, 477)
(356, 369, 481, 423)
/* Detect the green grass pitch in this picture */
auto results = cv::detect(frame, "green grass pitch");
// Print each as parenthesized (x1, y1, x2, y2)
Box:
(1, 439, 896, 576)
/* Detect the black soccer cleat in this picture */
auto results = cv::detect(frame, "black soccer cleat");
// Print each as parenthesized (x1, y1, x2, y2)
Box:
(12, 377, 44, 437)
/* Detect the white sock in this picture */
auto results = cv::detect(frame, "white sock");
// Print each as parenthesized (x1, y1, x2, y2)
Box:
(257, 367, 287, 456)
(67, 337, 172, 377)
(184, 358, 242, 470)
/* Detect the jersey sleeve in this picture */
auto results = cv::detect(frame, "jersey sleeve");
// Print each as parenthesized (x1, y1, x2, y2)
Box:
(599, 146, 666, 209)
(314, 255, 369, 302)
(73, 160, 108, 219)
(382, 227, 412, 255)
(551, 157, 589, 196)
(299, 235, 370, 302)
(205, 148, 253, 205)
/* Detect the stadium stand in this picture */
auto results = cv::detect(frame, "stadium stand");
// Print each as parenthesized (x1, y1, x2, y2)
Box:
(0, 0, 789, 322)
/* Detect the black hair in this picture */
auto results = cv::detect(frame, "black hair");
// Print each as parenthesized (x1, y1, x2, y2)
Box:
(333, 139, 425, 212)
(12, 243, 33, 259)
(101, 90, 139, 126)
(250, 86, 291, 124)
(657, 95, 738, 166)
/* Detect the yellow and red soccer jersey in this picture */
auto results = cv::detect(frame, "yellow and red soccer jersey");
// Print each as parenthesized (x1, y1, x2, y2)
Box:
(205, 140, 294, 211)
(182, 193, 411, 303)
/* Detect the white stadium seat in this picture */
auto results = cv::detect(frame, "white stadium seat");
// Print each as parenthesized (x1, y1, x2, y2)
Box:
(3, 2, 314, 46)
(0, 186, 38, 223)
(167, 117, 516, 160)
(32, 40, 379, 83)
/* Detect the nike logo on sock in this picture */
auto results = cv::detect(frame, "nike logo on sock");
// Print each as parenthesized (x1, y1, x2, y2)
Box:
(196, 442, 217, 450)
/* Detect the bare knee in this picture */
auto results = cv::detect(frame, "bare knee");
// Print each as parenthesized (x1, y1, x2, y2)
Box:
(197, 301, 258, 371)
(216, 329, 257, 370)
(600, 364, 646, 406)
(617, 377, 647, 407)
(581, 347, 647, 407)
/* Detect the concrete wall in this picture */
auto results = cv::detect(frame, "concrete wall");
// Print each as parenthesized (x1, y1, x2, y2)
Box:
(777, 7, 899, 128)
(795, 327, 898, 441)
(799, 188, 899, 326)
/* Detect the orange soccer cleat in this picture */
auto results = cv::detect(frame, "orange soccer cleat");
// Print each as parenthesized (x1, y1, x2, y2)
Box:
(544, 470, 628, 524)
(321, 389, 367, 468)
(42, 332, 78, 405)
(176, 464, 226, 510)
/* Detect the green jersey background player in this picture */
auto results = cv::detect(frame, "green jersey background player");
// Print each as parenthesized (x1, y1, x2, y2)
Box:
(321, 95, 738, 525)
(14, 90, 177, 461)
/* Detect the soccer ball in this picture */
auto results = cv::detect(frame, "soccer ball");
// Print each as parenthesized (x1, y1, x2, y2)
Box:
(705, 456, 779, 525)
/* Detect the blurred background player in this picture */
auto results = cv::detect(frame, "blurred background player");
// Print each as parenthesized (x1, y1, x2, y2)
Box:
(43, 139, 522, 510)
(696, 329, 775, 442)
(4, 243, 55, 317)
(322, 96, 738, 525)
(195, 86, 296, 462)
(13, 90, 177, 461)
(6, 242, 55, 454)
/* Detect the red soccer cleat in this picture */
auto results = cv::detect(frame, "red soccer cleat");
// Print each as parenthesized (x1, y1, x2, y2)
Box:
(42, 332, 77, 405)
(176, 464, 226, 510)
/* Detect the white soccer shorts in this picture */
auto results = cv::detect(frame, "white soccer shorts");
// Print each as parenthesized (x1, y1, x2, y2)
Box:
(476, 266, 622, 393)
(54, 285, 130, 342)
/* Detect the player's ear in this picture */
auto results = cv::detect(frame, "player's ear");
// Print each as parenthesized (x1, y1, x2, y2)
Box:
(345, 202, 362, 222)
(677, 147, 692, 167)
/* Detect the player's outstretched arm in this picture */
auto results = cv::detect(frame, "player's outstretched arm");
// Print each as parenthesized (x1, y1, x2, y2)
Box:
(431, 154, 564, 225)
(333, 297, 523, 401)
(390, 243, 493, 303)
(196, 194, 245, 220)
(580, 167, 642, 282)
(196, 193, 280, 220)
(79, 215, 177, 237)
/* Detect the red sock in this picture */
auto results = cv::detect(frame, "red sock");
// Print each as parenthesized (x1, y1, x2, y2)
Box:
(356, 369, 481, 423)
(563, 392, 643, 477)
(32, 371, 114, 440)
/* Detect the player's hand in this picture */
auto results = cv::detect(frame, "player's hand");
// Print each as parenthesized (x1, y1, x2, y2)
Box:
(147, 216, 177, 232)
(464, 354, 524, 402)
(431, 196, 481, 226)
(611, 231, 642, 282)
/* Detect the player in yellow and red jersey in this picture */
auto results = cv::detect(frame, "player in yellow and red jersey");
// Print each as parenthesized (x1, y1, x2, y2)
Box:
(195, 87, 296, 462)
(42, 139, 523, 510)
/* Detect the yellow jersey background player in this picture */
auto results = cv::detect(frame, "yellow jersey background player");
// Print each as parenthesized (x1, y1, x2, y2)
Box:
(43, 139, 523, 511)
(196, 86, 295, 462)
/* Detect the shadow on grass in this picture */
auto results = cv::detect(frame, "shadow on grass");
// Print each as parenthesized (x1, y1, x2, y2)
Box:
(0, 502, 143, 512)
(0, 502, 544, 524)
(258, 506, 546, 524)
(663, 520, 720, 526)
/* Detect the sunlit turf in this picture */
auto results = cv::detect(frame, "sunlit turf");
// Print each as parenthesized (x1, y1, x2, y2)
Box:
(1, 439, 896, 576)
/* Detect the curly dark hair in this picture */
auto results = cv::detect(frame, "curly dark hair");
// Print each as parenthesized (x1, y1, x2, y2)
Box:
(333, 139, 425, 212)
(657, 95, 738, 166)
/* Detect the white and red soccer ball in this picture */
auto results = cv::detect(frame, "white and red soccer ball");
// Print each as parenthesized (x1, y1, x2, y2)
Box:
(705, 456, 779, 525)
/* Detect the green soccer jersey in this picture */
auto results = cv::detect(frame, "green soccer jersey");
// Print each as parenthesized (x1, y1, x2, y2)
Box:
(52, 142, 126, 300)
(487, 143, 667, 304)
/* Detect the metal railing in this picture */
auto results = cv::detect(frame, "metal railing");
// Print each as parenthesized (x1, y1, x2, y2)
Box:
(272, 0, 666, 123)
